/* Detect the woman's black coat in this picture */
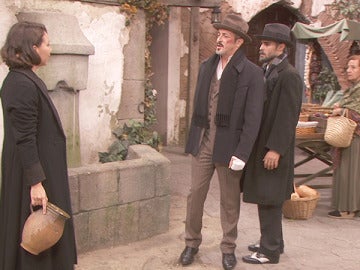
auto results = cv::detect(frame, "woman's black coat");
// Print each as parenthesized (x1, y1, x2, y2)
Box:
(0, 69, 77, 269)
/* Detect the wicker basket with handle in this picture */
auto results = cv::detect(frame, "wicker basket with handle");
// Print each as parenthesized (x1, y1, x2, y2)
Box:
(324, 109, 357, 148)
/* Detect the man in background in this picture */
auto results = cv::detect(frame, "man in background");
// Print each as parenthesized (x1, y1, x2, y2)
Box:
(242, 23, 303, 264)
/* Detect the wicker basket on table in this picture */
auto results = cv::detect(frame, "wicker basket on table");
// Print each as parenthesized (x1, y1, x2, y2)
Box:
(282, 190, 320, 220)
(299, 113, 309, 122)
(296, 126, 316, 136)
(296, 120, 318, 137)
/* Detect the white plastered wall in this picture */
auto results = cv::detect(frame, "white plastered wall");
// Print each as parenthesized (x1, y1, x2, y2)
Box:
(0, 0, 129, 165)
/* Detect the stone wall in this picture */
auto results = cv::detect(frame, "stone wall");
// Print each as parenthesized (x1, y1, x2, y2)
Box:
(0, 0, 145, 165)
(68, 145, 171, 253)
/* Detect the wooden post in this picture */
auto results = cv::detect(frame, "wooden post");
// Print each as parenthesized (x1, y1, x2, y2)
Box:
(186, 7, 200, 133)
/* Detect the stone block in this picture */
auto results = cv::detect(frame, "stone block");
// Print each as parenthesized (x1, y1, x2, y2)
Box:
(118, 160, 155, 203)
(153, 156, 171, 196)
(69, 145, 171, 253)
(37, 55, 90, 91)
(17, 12, 94, 91)
(79, 168, 119, 211)
(73, 212, 90, 253)
(130, 145, 171, 196)
(138, 196, 170, 240)
(123, 10, 145, 80)
(87, 206, 120, 250)
(68, 172, 79, 214)
(16, 12, 94, 55)
(116, 202, 140, 244)
(117, 79, 145, 121)
(155, 170, 171, 197)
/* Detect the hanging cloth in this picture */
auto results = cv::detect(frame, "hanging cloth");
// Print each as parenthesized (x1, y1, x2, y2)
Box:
(292, 19, 360, 41)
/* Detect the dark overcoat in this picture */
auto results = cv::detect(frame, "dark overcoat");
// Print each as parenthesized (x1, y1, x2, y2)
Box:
(185, 50, 265, 164)
(242, 58, 303, 205)
(0, 69, 77, 269)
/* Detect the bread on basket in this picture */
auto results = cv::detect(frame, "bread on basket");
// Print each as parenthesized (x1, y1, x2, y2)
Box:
(283, 185, 320, 220)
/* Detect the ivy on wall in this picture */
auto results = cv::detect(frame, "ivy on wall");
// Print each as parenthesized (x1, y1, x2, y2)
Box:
(99, 0, 169, 163)
(331, 0, 360, 20)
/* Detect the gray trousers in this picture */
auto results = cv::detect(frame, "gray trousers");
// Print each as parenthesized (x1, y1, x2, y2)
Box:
(184, 143, 242, 253)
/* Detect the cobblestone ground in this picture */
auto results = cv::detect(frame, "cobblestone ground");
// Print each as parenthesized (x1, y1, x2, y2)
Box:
(76, 146, 360, 270)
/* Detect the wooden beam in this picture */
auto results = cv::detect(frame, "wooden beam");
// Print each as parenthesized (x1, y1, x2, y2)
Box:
(74, 0, 221, 8)
(159, 0, 221, 8)
(70, 0, 120, 6)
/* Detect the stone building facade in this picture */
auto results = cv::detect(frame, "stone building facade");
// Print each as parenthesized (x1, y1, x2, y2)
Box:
(0, 0, 355, 163)
(152, 0, 354, 146)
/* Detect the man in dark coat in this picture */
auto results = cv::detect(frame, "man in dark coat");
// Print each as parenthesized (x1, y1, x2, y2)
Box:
(0, 21, 77, 270)
(179, 13, 265, 270)
(241, 23, 303, 264)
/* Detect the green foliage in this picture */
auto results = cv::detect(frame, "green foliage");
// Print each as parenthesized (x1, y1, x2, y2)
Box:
(99, 120, 161, 163)
(331, 0, 360, 20)
(99, 140, 130, 163)
(313, 67, 341, 103)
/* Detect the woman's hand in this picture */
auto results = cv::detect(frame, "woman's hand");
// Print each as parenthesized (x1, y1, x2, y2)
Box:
(30, 182, 48, 214)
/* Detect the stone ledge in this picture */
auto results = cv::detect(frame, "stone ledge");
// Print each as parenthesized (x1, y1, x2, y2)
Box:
(68, 145, 171, 253)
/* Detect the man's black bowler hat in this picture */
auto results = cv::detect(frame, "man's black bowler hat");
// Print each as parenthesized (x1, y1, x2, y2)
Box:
(256, 23, 293, 47)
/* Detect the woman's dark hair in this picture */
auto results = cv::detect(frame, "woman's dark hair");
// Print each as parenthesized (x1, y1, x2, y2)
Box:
(1, 21, 47, 69)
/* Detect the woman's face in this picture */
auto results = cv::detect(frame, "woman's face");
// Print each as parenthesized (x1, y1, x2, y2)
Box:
(33, 32, 52, 68)
(346, 59, 360, 84)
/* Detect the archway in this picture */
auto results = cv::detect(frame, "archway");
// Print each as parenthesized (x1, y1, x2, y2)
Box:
(246, 2, 307, 66)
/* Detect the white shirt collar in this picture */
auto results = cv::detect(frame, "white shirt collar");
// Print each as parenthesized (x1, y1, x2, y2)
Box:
(216, 55, 232, 80)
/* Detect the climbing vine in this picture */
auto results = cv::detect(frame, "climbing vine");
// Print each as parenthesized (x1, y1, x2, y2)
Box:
(331, 0, 360, 20)
(99, 0, 169, 163)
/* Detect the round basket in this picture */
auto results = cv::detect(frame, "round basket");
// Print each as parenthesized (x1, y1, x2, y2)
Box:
(282, 192, 320, 220)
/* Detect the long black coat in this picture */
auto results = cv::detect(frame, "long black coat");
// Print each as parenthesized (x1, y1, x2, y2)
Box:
(242, 58, 303, 205)
(185, 50, 265, 164)
(0, 69, 77, 269)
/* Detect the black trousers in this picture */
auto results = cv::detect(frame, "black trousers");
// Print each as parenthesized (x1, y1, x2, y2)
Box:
(258, 203, 284, 259)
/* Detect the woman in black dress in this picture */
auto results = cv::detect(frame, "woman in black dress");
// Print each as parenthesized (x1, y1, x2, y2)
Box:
(0, 21, 77, 269)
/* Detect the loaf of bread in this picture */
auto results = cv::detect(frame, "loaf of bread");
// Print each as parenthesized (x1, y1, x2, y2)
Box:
(296, 185, 317, 198)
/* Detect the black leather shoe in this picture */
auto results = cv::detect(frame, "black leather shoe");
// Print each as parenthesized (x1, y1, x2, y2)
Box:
(248, 242, 284, 254)
(179, 246, 198, 266)
(242, 252, 279, 264)
(222, 253, 237, 270)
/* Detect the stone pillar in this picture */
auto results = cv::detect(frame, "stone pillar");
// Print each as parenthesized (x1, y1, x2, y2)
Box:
(16, 12, 95, 167)
(117, 10, 146, 126)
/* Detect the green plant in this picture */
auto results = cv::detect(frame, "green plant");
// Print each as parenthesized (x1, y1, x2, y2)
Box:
(99, 1, 168, 163)
(331, 0, 360, 20)
(313, 67, 341, 103)
(99, 120, 161, 163)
